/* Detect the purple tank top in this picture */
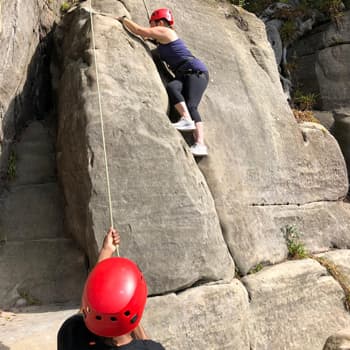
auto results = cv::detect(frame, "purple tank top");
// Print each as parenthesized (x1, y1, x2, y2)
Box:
(157, 38, 208, 75)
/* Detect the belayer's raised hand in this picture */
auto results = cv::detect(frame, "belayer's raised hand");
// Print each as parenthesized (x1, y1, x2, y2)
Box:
(97, 227, 120, 262)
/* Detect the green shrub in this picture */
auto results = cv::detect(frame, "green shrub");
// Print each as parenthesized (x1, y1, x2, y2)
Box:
(282, 224, 308, 259)
(248, 263, 264, 274)
(229, 0, 247, 6)
(280, 19, 298, 43)
(293, 90, 318, 110)
(60, 1, 72, 13)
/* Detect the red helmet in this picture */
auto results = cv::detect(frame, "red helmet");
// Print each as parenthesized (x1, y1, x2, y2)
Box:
(149, 8, 174, 25)
(81, 257, 147, 337)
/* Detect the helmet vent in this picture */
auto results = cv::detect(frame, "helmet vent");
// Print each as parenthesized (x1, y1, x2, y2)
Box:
(96, 315, 102, 320)
(110, 316, 117, 321)
(124, 310, 130, 316)
(130, 314, 138, 324)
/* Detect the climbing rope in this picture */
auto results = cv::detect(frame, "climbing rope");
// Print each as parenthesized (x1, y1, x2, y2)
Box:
(142, 0, 151, 19)
(88, 0, 119, 256)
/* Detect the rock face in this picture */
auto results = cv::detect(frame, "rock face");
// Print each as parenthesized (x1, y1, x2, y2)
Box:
(142, 280, 250, 350)
(0, 0, 64, 175)
(0, 122, 87, 307)
(52, 4, 234, 294)
(1, 0, 350, 349)
(243, 259, 350, 350)
(332, 109, 350, 192)
(290, 10, 350, 110)
(0, 306, 79, 350)
(54, 0, 350, 281)
(0, 0, 87, 309)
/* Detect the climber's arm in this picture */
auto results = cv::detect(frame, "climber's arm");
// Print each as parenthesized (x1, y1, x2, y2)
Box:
(118, 17, 174, 43)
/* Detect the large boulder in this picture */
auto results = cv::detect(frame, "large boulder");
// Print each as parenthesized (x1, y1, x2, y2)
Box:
(142, 280, 250, 350)
(53, 0, 350, 284)
(53, 5, 234, 295)
(242, 259, 350, 350)
(153, 1, 349, 273)
(49, 1, 350, 347)
(289, 11, 350, 109)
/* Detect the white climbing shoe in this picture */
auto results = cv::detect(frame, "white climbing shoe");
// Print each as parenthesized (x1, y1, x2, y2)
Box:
(172, 118, 196, 131)
(190, 143, 208, 156)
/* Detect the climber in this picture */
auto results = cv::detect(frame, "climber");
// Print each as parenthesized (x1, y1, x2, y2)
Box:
(58, 228, 165, 350)
(118, 8, 209, 157)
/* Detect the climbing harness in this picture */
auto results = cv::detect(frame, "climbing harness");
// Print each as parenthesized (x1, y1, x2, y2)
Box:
(88, 0, 119, 256)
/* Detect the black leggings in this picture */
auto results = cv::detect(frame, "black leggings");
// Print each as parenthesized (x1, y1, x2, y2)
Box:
(166, 71, 209, 123)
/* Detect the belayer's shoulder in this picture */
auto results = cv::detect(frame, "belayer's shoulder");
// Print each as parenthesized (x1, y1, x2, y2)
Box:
(141, 339, 166, 349)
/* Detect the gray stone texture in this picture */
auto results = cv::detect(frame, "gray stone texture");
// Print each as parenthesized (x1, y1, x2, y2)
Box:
(265, 20, 283, 65)
(314, 110, 334, 130)
(12, 121, 56, 186)
(242, 259, 350, 350)
(0, 121, 87, 307)
(142, 280, 250, 350)
(290, 11, 350, 109)
(0, 239, 86, 306)
(0, 183, 64, 241)
(0, 0, 350, 349)
(1, 306, 79, 350)
(332, 108, 350, 192)
(318, 249, 350, 286)
(0, 0, 64, 173)
(226, 201, 350, 274)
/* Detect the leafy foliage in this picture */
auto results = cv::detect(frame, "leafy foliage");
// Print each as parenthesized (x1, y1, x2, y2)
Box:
(238, 0, 345, 22)
(293, 90, 318, 110)
(60, 0, 80, 13)
(60, 1, 71, 13)
(282, 224, 308, 259)
(280, 20, 298, 43)
(248, 263, 264, 274)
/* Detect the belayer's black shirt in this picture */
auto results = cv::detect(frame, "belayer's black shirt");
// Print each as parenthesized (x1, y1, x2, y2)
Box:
(106, 339, 165, 350)
(58, 314, 166, 350)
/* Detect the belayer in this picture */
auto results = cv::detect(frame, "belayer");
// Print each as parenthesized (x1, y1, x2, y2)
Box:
(118, 8, 209, 157)
(58, 228, 165, 349)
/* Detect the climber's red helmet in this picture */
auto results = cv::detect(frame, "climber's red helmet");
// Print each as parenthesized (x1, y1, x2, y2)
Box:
(81, 257, 148, 337)
(149, 8, 174, 26)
